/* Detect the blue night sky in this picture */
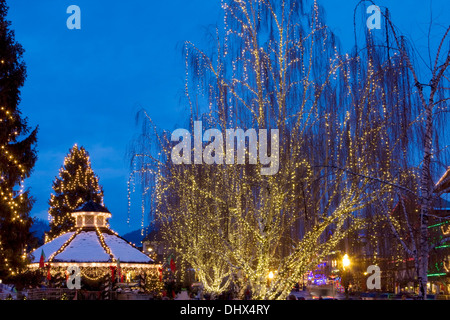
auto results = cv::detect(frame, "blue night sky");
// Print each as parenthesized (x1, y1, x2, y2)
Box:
(6, 0, 450, 235)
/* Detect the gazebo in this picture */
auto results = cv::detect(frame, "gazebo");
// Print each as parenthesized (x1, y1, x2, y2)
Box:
(28, 201, 160, 288)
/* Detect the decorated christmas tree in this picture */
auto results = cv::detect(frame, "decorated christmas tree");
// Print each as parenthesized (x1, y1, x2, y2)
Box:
(0, 0, 38, 278)
(47, 144, 103, 238)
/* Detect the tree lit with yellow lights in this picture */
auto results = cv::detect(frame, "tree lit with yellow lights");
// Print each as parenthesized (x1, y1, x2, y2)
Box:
(47, 144, 104, 239)
(0, 1, 38, 278)
(360, 9, 450, 299)
(130, 0, 400, 300)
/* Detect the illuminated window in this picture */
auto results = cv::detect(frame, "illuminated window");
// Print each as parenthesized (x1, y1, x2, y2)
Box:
(85, 215, 94, 225)
(96, 216, 104, 226)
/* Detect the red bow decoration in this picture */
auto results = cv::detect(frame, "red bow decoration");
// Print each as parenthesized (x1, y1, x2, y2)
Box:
(45, 264, 51, 280)
(110, 266, 116, 282)
(158, 267, 163, 282)
(170, 258, 176, 272)
(39, 249, 46, 268)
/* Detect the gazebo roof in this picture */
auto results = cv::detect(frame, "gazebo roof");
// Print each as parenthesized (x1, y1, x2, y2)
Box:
(29, 201, 153, 267)
(29, 231, 152, 265)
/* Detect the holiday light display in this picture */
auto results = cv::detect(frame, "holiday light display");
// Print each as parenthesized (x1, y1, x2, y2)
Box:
(353, 8, 450, 298)
(0, 0, 38, 278)
(129, 0, 401, 300)
(29, 201, 160, 294)
(47, 144, 104, 239)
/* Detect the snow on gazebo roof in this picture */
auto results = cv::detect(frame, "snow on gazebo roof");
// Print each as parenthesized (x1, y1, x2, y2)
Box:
(28, 201, 154, 268)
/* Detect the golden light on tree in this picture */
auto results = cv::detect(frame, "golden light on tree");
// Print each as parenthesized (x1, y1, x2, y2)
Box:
(0, 1, 38, 278)
(129, 0, 400, 300)
(342, 254, 350, 270)
(47, 144, 104, 239)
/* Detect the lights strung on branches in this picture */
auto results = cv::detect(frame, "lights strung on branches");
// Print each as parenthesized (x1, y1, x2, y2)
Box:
(47, 144, 104, 239)
(128, 0, 398, 300)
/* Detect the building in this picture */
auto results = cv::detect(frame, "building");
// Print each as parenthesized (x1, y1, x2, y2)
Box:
(142, 228, 166, 265)
(385, 167, 450, 295)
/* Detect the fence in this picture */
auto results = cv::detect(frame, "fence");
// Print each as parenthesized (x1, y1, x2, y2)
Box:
(24, 288, 101, 300)
(23, 288, 155, 300)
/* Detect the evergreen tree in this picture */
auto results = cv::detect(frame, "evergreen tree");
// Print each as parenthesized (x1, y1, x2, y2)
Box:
(47, 144, 103, 238)
(0, 1, 38, 278)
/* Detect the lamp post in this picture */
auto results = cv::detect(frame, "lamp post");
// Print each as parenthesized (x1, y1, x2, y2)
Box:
(342, 254, 351, 299)
(268, 271, 274, 286)
(264, 271, 274, 299)
(268, 271, 274, 289)
(342, 254, 350, 270)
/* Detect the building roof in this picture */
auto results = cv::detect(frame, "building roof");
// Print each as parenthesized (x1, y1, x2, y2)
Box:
(29, 201, 153, 266)
(436, 167, 450, 194)
(434, 197, 450, 211)
(143, 229, 163, 242)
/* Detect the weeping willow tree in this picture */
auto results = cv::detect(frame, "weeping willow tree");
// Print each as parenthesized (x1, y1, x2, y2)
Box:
(328, 4, 421, 291)
(130, 0, 396, 300)
(381, 16, 450, 300)
(344, 1, 450, 299)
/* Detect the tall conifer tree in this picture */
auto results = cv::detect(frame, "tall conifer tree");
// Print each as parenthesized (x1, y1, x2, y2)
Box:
(47, 144, 103, 238)
(0, 0, 38, 278)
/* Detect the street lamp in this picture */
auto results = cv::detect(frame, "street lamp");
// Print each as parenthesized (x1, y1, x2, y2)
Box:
(342, 254, 351, 299)
(342, 254, 350, 270)
(267, 271, 275, 293)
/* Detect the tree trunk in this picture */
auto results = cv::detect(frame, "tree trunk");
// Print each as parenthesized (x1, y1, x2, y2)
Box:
(417, 227, 429, 299)
(417, 97, 434, 299)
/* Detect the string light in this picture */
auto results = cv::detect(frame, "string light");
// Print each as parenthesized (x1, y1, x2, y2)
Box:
(0, 8, 38, 276)
(29, 198, 161, 290)
(47, 144, 104, 239)
(126, 0, 405, 300)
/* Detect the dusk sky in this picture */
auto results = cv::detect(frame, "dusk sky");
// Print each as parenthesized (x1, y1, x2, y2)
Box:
(7, 0, 450, 235)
